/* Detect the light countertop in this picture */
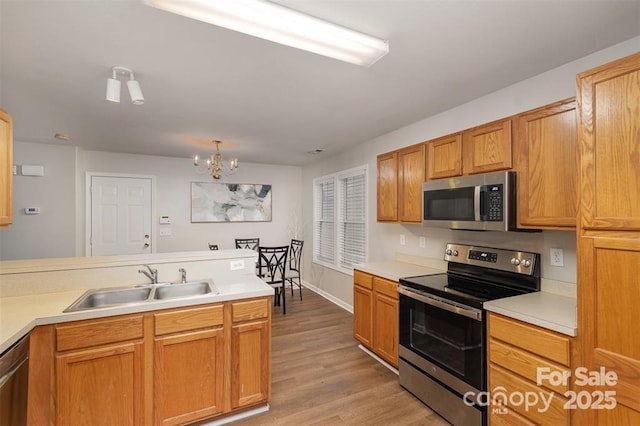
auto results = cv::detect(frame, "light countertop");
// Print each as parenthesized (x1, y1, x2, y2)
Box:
(0, 274, 273, 354)
(484, 291, 577, 336)
(354, 261, 444, 282)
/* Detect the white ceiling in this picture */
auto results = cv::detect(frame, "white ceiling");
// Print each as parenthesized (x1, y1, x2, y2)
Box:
(2, 0, 639, 166)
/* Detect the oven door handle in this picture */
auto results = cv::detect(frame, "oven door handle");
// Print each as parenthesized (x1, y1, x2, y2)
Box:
(398, 286, 482, 321)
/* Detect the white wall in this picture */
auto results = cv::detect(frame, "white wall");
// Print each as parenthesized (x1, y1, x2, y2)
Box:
(1, 145, 302, 260)
(301, 37, 640, 308)
(0, 141, 77, 260)
(77, 150, 302, 255)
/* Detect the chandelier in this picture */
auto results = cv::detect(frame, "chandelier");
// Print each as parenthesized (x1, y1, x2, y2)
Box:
(193, 140, 239, 180)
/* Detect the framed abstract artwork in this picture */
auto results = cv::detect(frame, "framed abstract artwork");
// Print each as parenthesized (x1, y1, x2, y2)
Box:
(191, 182, 272, 222)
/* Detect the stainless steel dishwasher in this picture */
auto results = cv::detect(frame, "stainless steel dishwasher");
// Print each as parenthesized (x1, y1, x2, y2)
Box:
(0, 335, 29, 426)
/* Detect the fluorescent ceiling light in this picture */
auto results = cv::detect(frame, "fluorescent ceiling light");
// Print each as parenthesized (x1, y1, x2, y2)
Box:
(144, 0, 389, 67)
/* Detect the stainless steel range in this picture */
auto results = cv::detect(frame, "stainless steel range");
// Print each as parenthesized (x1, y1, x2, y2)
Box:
(398, 243, 541, 426)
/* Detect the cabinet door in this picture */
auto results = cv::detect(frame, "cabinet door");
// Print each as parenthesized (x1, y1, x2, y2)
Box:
(353, 284, 373, 348)
(373, 291, 398, 368)
(377, 151, 398, 221)
(231, 320, 270, 409)
(516, 99, 577, 229)
(154, 328, 225, 425)
(462, 118, 513, 175)
(56, 342, 145, 426)
(426, 133, 462, 180)
(577, 52, 640, 230)
(398, 144, 425, 223)
(578, 236, 640, 423)
(0, 109, 13, 227)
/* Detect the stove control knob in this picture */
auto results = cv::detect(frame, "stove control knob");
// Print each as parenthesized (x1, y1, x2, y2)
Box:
(446, 249, 452, 256)
(452, 250, 458, 256)
(522, 259, 531, 268)
(510, 258, 521, 266)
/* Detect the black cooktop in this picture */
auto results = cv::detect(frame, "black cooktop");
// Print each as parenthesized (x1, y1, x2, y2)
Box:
(399, 273, 530, 310)
(399, 243, 541, 310)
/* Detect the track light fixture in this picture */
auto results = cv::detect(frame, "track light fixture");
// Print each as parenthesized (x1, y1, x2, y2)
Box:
(106, 66, 144, 105)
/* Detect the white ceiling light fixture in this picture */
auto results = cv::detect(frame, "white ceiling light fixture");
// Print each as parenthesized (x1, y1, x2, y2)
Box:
(143, 0, 389, 67)
(194, 140, 239, 180)
(105, 66, 145, 105)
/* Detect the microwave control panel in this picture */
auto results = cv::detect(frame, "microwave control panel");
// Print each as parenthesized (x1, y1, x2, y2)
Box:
(486, 185, 503, 221)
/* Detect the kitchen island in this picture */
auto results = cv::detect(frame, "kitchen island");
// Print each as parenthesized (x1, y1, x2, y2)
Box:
(0, 249, 273, 425)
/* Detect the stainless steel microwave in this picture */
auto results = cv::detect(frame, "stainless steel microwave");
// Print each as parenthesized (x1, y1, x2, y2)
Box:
(422, 171, 515, 231)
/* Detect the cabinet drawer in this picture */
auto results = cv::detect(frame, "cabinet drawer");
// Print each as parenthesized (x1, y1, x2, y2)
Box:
(354, 270, 373, 290)
(56, 315, 144, 352)
(489, 313, 570, 366)
(489, 364, 569, 425)
(232, 298, 269, 322)
(155, 304, 223, 336)
(489, 339, 570, 394)
(489, 404, 536, 426)
(373, 277, 398, 299)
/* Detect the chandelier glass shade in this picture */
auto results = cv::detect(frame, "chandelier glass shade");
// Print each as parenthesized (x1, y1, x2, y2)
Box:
(194, 140, 238, 180)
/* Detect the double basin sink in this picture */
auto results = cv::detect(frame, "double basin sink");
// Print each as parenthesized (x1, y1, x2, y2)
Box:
(64, 280, 218, 312)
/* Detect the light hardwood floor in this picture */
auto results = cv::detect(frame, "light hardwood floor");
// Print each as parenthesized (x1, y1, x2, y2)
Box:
(232, 288, 449, 425)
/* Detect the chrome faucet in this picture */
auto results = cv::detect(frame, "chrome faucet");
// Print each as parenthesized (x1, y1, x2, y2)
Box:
(179, 268, 187, 284)
(138, 265, 158, 284)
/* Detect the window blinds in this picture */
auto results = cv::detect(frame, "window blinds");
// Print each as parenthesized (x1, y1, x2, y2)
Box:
(313, 166, 367, 272)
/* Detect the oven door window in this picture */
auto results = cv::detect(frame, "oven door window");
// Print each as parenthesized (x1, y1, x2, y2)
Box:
(400, 295, 483, 390)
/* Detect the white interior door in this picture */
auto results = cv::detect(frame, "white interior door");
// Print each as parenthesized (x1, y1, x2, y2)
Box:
(90, 176, 152, 256)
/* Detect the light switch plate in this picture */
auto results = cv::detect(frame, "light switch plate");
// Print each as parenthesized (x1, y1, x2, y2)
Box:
(159, 228, 172, 236)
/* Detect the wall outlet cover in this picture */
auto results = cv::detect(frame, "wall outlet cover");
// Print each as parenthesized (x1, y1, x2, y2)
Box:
(550, 247, 564, 267)
(230, 260, 245, 271)
(419, 237, 426, 248)
(400, 234, 406, 245)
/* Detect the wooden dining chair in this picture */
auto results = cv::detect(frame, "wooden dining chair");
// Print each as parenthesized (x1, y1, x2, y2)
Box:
(258, 246, 289, 315)
(285, 239, 304, 300)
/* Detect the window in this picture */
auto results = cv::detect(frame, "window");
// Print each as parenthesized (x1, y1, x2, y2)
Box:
(313, 165, 367, 274)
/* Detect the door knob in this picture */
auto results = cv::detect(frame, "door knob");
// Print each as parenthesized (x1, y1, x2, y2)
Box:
(144, 234, 150, 239)
(144, 243, 150, 248)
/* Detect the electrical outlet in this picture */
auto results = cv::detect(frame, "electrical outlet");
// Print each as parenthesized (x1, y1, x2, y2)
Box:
(550, 248, 564, 267)
(400, 234, 406, 246)
(230, 260, 245, 271)
(419, 237, 426, 248)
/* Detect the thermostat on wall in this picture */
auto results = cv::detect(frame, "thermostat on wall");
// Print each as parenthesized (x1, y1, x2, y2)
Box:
(21, 165, 45, 176)
(24, 207, 41, 215)
(159, 215, 171, 224)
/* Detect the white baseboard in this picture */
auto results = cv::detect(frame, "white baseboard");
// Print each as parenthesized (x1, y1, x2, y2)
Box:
(301, 279, 353, 314)
(358, 344, 399, 375)
(202, 404, 269, 425)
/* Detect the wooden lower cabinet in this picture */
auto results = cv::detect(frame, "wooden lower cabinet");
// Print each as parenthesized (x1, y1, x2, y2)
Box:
(56, 341, 144, 425)
(154, 305, 226, 425)
(29, 297, 271, 425)
(230, 298, 271, 409)
(488, 313, 571, 426)
(353, 270, 398, 368)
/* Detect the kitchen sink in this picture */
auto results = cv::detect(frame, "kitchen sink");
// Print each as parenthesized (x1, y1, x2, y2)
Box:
(153, 281, 213, 300)
(63, 280, 218, 312)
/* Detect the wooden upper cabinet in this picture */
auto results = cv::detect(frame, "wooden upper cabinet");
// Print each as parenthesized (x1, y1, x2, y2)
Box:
(376, 151, 398, 222)
(0, 109, 13, 227)
(516, 98, 577, 230)
(462, 118, 513, 175)
(577, 51, 640, 230)
(426, 133, 462, 180)
(398, 144, 425, 223)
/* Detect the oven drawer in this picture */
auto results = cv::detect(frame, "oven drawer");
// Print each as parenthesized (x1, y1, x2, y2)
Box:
(488, 313, 570, 366)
